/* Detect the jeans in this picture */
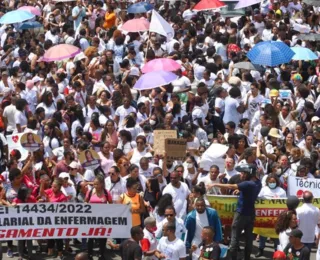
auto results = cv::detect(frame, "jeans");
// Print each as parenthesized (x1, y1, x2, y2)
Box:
(230, 212, 255, 260)
(259, 236, 279, 251)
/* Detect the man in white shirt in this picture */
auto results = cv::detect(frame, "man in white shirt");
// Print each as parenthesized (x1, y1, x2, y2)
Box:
(155, 222, 187, 260)
(114, 98, 136, 129)
(198, 165, 221, 195)
(296, 191, 320, 250)
(155, 206, 186, 240)
(162, 171, 190, 219)
(2, 96, 16, 135)
(220, 158, 239, 181)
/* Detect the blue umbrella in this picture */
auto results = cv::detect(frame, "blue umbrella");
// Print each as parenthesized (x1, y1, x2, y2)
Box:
(247, 41, 295, 67)
(127, 2, 153, 13)
(0, 10, 35, 24)
(18, 21, 43, 30)
(291, 47, 318, 61)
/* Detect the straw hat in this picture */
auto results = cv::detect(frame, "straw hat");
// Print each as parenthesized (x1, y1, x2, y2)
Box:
(268, 128, 281, 139)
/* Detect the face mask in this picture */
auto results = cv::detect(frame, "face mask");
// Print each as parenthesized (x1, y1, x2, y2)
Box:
(187, 163, 194, 169)
(268, 183, 277, 189)
(150, 119, 156, 126)
(276, 168, 282, 176)
(150, 226, 157, 232)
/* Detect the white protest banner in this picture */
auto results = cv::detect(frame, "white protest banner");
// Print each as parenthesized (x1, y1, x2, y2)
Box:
(287, 176, 320, 198)
(0, 203, 131, 240)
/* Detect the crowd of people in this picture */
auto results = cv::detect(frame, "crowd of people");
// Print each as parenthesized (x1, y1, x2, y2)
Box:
(0, 0, 319, 259)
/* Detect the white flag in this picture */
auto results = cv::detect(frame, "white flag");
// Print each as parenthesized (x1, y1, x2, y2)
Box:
(149, 10, 174, 39)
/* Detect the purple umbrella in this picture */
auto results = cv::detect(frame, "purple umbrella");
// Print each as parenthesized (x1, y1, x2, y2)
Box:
(133, 71, 177, 90)
(235, 0, 261, 9)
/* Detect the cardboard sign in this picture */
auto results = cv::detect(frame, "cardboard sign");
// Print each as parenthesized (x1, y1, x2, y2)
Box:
(165, 138, 187, 161)
(153, 130, 177, 155)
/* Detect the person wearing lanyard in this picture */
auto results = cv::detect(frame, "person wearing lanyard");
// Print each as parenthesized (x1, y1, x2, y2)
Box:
(211, 164, 261, 260)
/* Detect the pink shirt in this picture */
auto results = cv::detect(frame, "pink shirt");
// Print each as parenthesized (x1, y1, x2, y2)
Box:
(45, 188, 68, 203)
(85, 189, 111, 204)
(98, 151, 114, 177)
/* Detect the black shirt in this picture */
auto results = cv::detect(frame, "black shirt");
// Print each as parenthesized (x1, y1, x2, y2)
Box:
(198, 241, 221, 260)
(120, 239, 143, 260)
(284, 243, 310, 260)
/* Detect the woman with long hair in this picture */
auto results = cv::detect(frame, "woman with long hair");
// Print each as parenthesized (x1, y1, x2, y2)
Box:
(36, 91, 56, 119)
(275, 210, 298, 251)
(100, 119, 118, 150)
(153, 193, 173, 223)
(14, 98, 28, 133)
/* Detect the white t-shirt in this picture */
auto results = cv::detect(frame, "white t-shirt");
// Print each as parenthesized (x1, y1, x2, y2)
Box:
(192, 211, 209, 246)
(36, 102, 56, 119)
(0, 133, 7, 159)
(115, 105, 136, 128)
(162, 182, 190, 218)
(223, 96, 241, 125)
(155, 217, 186, 240)
(14, 110, 27, 129)
(3, 104, 16, 132)
(258, 186, 287, 199)
(43, 136, 60, 157)
(172, 76, 191, 93)
(296, 203, 320, 243)
(157, 237, 187, 260)
(62, 185, 77, 202)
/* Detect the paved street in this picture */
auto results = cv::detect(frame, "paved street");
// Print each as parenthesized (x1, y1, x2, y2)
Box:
(0, 239, 317, 260)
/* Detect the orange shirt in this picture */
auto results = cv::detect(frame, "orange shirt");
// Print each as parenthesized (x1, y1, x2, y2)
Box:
(103, 12, 116, 29)
(121, 193, 141, 227)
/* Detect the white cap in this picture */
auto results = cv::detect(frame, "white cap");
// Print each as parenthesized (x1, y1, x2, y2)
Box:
(73, 52, 86, 63)
(59, 172, 70, 179)
(69, 161, 79, 169)
(312, 116, 320, 123)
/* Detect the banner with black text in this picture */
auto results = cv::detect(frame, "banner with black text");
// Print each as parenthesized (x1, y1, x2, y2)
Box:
(0, 203, 131, 240)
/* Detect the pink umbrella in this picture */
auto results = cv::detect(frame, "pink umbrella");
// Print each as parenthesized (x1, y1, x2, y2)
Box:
(235, 0, 261, 9)
(141, 58, 181, 73)
(121, 18, 150, 32)
(193, 0, 225, 11)
(43, 44, 81, 62)
(18, 6, 41, 16)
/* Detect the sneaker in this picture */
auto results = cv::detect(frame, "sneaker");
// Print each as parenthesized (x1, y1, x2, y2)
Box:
(7, 249, 13, 258)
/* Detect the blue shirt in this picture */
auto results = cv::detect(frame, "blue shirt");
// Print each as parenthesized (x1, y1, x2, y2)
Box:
(236, 179, 262, 216)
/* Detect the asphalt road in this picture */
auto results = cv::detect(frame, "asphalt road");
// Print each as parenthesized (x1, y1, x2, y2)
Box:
(0, 239, 317, 260)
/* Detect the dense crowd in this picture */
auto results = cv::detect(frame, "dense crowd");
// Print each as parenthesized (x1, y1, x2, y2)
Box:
(0, 0, 319, 259)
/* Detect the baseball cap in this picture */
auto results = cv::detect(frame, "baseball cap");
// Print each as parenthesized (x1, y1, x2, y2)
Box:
(69, 161, 79, 169)
(59, 172, 70, 179)
(129, 67, 140, 77)
(286, 229, 303, 239)
(269, 89, 279, 97)
(1, 71, 8, 76)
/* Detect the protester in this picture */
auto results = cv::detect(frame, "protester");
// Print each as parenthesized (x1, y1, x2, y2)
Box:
(284, 229, 311, 260)
(0, 0, 320, 258)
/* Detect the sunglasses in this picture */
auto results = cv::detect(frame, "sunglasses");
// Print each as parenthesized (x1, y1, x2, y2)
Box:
(165, 214, 174, 217)
(109, 172, 117, 176)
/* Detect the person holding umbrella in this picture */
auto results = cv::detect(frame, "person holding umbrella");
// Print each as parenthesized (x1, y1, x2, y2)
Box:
(211, 164, 261, 260)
